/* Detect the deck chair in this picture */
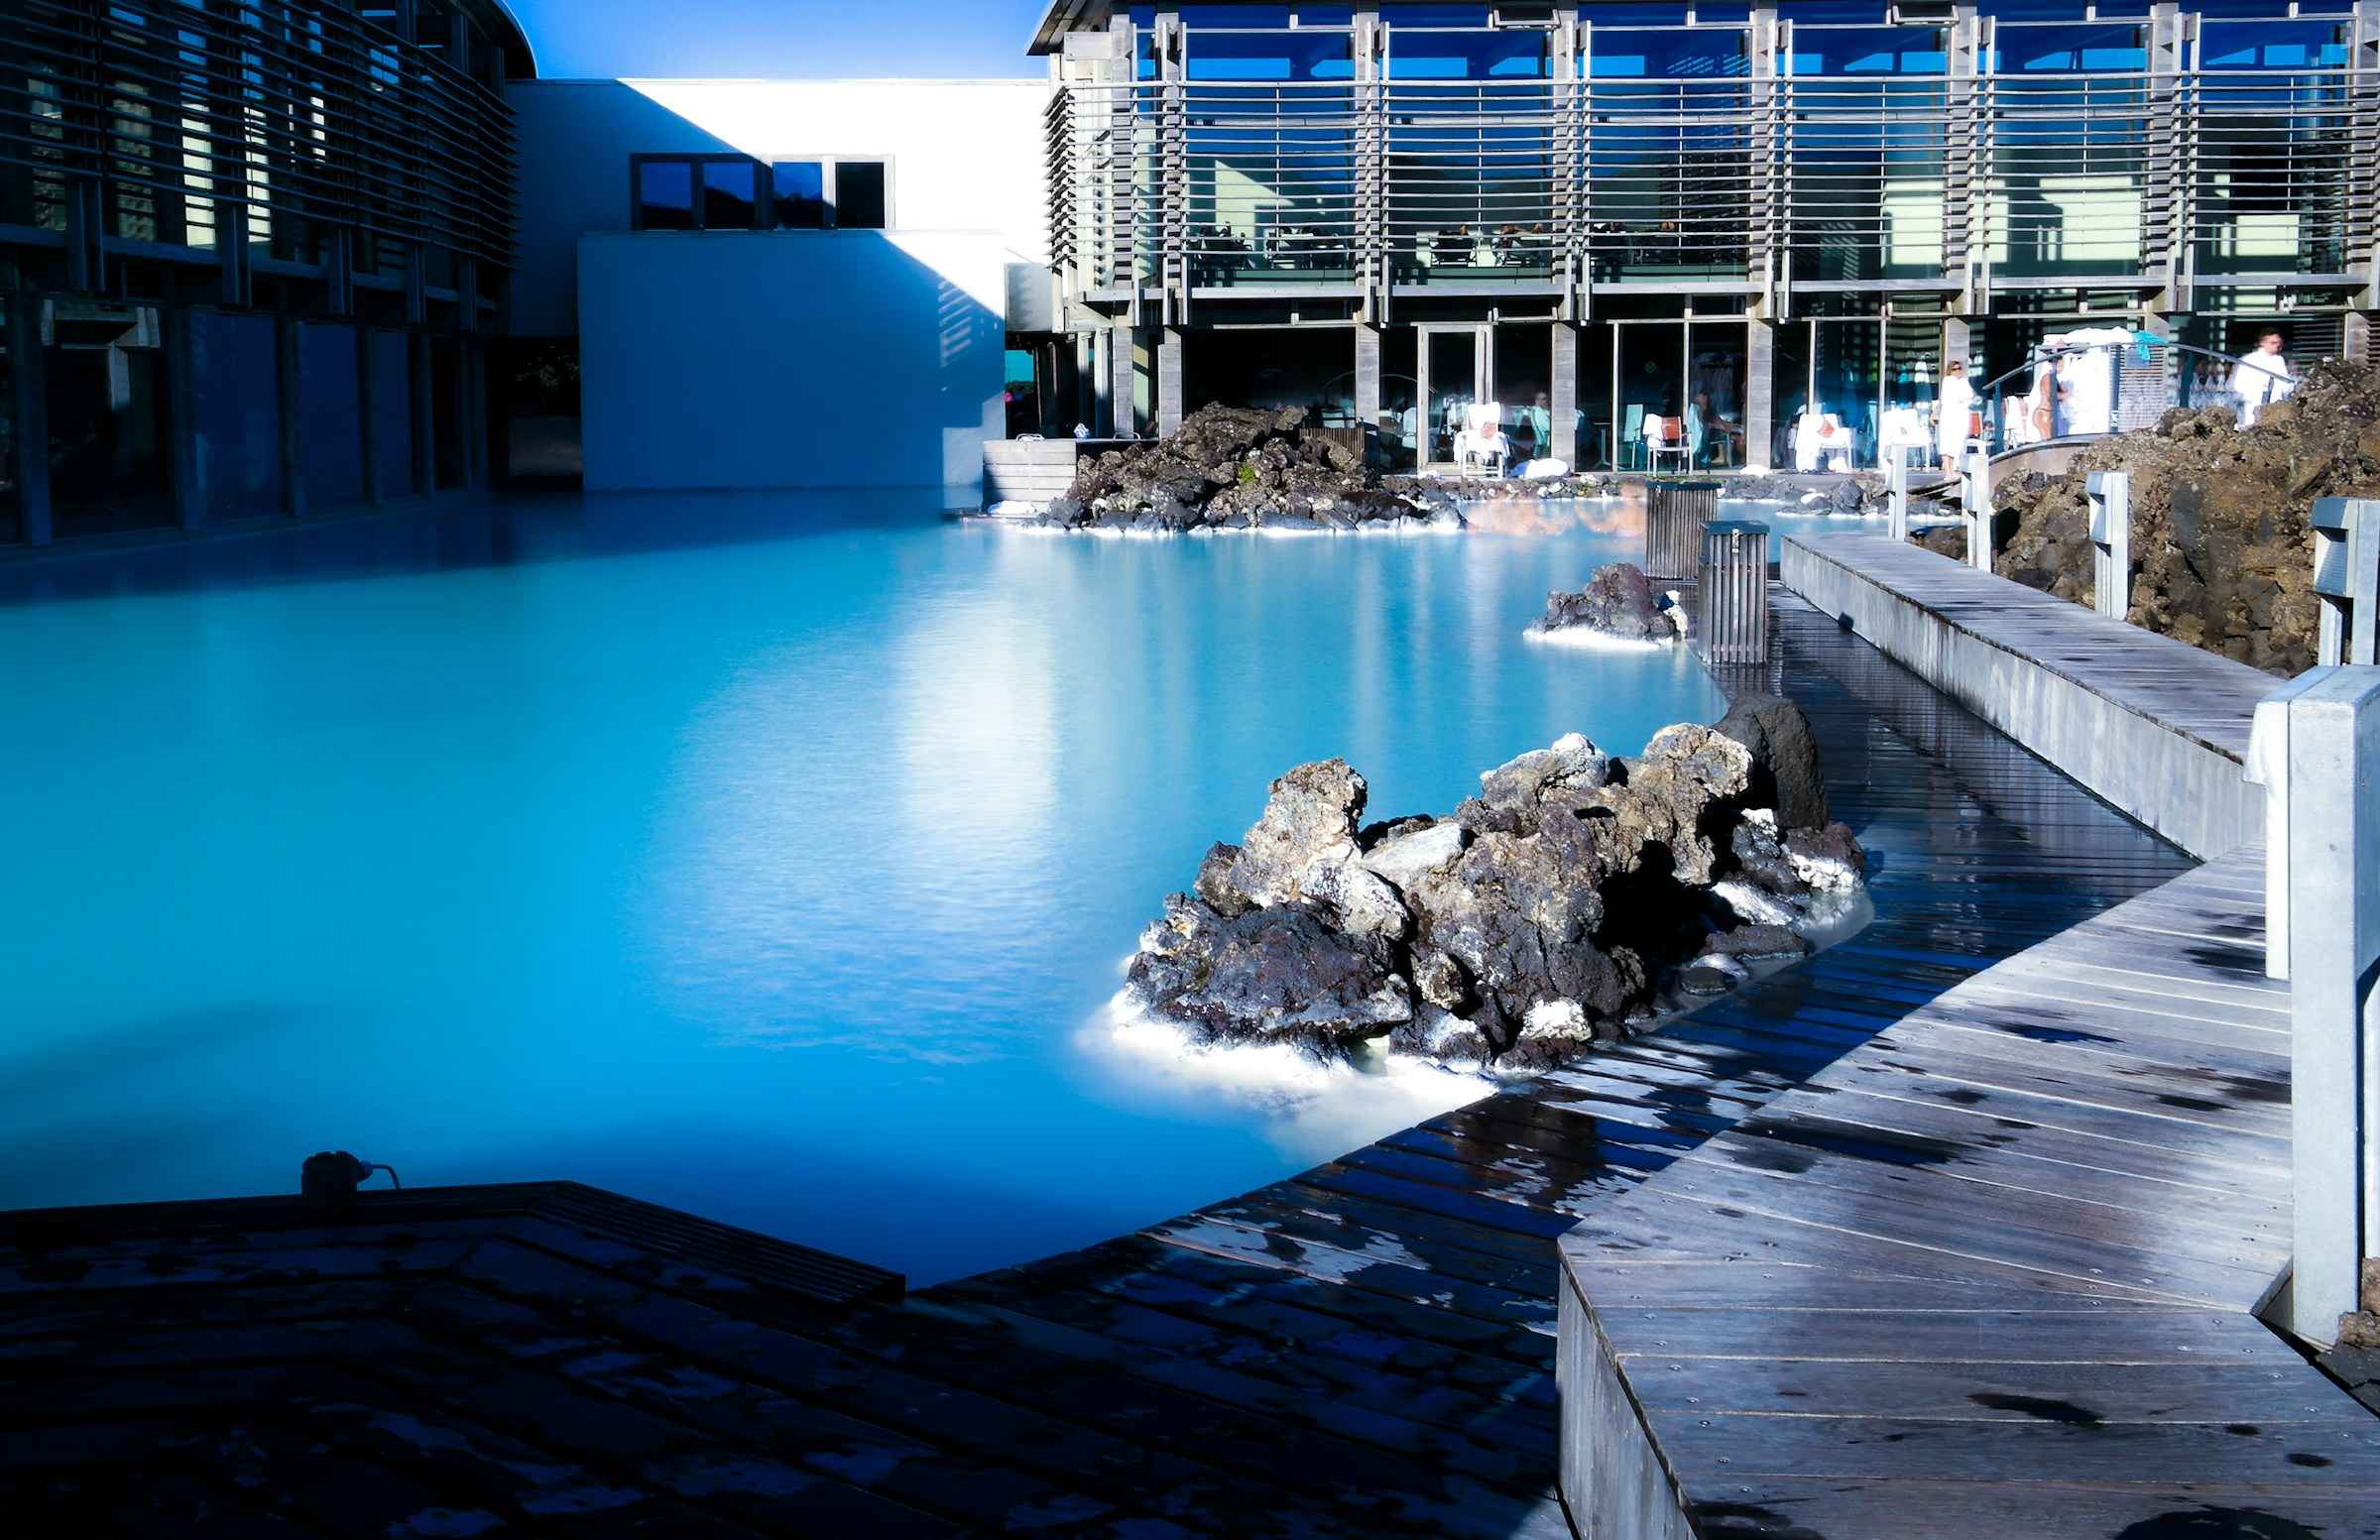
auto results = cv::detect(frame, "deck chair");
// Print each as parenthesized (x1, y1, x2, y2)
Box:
(1454, 402, 1510, 475)
(1646, 415, 1690, 473)
(1620, 404, 1647, 469)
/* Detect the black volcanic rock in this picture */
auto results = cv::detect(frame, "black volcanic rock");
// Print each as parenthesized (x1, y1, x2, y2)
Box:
(1123, 706, 1864, 1069)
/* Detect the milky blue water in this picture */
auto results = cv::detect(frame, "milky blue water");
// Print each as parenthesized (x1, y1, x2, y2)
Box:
(0, 492, 1726, 1283)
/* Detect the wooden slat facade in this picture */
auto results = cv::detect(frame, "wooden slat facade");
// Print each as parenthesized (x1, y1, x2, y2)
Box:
(0, 594, 2213, 1537)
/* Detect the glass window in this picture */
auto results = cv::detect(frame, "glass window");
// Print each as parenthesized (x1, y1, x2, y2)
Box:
(1186, 30, 1355, 78)
(1393, 6, 1492, 25)
(2201, 22, 2347, 69)
(702, 160, 756, 230)
(836, 162, 888, 230)
(1786, 29, 1947, 74)
(1388, 29, 1550, 78)
(188, 312, 283, 522)
(1590, 29, 1748, 77)
(1180, 5, 1293, 24)
(301, 322, 364, 509)
(1993, 24, 2145, 71)
(636, 160, 693, 230)
(373, 330, 416, 500)
(773, 161, 826, 228)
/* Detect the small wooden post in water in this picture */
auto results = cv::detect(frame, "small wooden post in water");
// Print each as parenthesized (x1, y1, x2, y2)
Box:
(1886, 457, 1909, 542)
(2313, 498, 2380, 665)
(1643, 479, 1720, 582)
(2261, 667, 2380, 1346)
(1961, 447, 1992, 570)
(1698, 520, 1769, 665)
(2086, 471, 2131, 620)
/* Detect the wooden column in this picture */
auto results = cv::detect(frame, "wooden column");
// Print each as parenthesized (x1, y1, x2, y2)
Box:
(9, 293, 52, 545)
(1744, 317, 1775, 472)
(1551, 321, 1578, 466)
(1157, 327, 1183, 437)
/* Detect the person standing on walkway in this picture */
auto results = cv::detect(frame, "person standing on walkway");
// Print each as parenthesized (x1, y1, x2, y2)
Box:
(2229, 328, 2297, 427)
(1936, 360, 1976, 476)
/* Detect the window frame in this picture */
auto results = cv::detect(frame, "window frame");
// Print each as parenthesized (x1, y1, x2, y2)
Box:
(628, 153, 896, 232)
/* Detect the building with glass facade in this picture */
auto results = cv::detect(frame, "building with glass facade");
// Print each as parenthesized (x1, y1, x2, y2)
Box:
(0, 0, 526, 548)
(1031, 0, 2380, 470)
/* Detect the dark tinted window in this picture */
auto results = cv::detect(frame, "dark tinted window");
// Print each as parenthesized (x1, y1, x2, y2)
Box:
(637, 161, 692, 230)
(702, 160, 756, 229)
(837, 162, 887, 229)
(773, 161, 826, 228)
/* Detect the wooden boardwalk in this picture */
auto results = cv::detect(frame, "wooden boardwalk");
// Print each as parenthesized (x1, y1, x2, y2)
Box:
(1562, 848, 2380, 1537)
(1783, 533, 2278, 859)
(0, 597, 2202, 1539)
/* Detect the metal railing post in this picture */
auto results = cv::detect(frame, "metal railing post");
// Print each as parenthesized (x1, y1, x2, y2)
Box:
(1887, 456, 1909, 542)
(1962, 447, 1991, 570)
(1644, 480, 1720, 582)
(2278, 666, 2380, 1346)
(1698, 520, 1770, 665)
(2313, 498, 2380, 665)
(2086, 471, 2131, 621)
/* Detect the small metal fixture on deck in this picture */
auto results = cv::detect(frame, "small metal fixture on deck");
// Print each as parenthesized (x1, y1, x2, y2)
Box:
(1698, 520, 1769, 665)
(2086, 471, 2131, 621)
(300, 1149, 402, 1219)
(1644, 479, 1720, 582)
(1961, 447, 1992, 571)
(1886, 458, 1909, 542)
(2313, 498, 2380, 666)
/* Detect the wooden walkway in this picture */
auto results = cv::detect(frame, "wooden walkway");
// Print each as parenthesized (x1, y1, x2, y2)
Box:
(1562, 848, 2380, 1537)
(1783, 533, 2277, 859)
(0, 596, 2202, 1539)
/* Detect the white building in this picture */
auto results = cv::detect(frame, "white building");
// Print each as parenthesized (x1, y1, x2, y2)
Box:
(504, 77, 1047, 492)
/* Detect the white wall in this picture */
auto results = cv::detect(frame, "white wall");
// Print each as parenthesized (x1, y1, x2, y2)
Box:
(506, 77, 1048, 338)
(577, 230, 1006, 492)
(620, 79, 1047, 260)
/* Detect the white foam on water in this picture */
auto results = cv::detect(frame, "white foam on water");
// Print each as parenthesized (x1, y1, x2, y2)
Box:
(1085, 992, 1493, 1161)
(1521, 625, 1674, 652)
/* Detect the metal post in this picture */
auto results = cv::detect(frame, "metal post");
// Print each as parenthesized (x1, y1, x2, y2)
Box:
(2087, 471, 2131, 620)
(1887, 456, 1909, 542)
(1962, 446, 1991, 570)
(2280, 666, 2380, 1345)
(2313, 498, 2380, 665)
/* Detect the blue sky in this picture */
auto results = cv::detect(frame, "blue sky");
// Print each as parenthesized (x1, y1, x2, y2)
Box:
(508, 1, 1050, 79)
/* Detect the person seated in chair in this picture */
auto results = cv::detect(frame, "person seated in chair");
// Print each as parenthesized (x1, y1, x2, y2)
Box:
(1454, 403, 1511, 475)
